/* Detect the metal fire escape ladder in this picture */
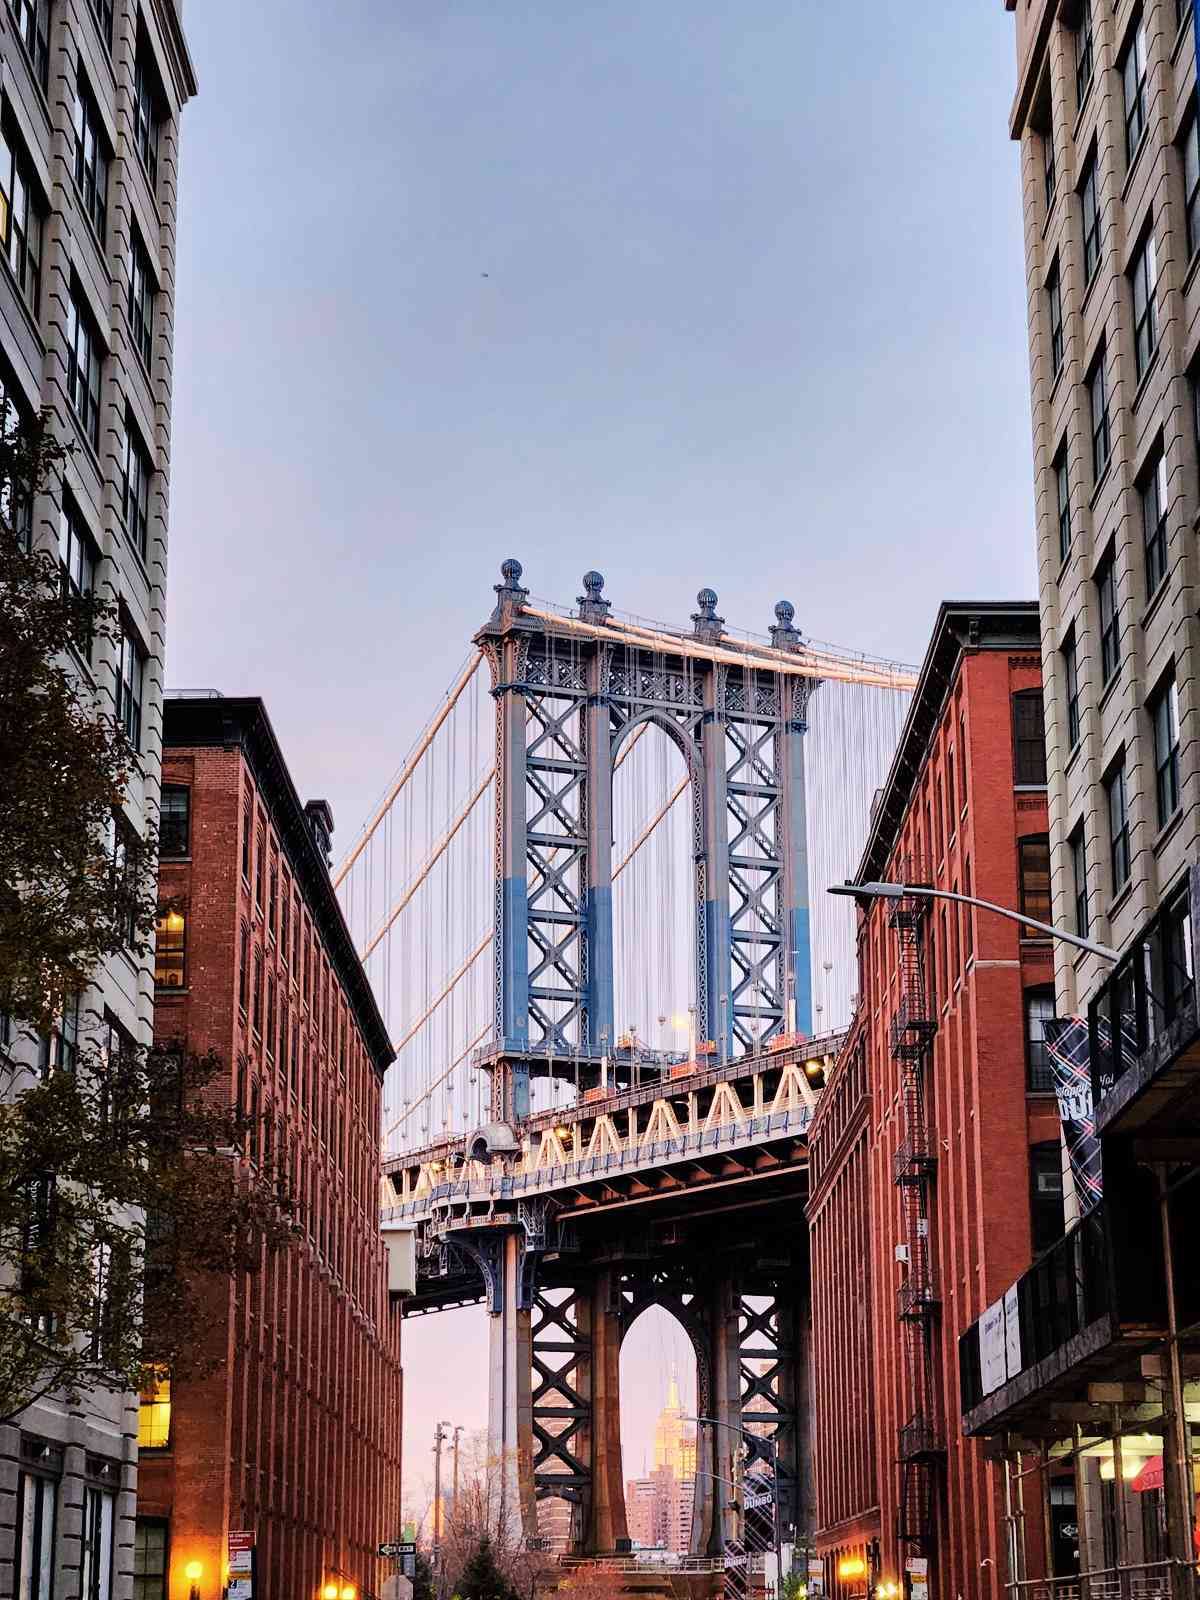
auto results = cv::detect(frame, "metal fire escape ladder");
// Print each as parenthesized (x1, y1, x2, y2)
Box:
(886, 862, 942, 1553)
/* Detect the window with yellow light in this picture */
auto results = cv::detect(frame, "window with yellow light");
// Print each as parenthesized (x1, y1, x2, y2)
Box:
(138, 1369, 171, 1448)
(154, 907, 187, 988)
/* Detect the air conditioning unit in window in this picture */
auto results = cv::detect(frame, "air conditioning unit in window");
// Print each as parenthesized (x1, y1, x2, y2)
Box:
(894, 1243, 910, 1265)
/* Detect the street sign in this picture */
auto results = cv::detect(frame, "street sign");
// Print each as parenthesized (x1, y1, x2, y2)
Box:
(380, 1542, 418, 1576)
(744, 1489, 772, 1511)
(524, 1536, 551, 1552)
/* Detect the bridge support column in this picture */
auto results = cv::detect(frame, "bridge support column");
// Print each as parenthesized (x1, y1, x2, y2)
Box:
(488, 1232, 536, 1540)
(779, 680, 813, 1037)
(585, 1270, 628, 1554)
(693, 1270, 742, 1555)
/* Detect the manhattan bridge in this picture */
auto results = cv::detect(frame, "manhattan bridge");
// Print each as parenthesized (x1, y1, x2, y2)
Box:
(335, 560, 915, 1567)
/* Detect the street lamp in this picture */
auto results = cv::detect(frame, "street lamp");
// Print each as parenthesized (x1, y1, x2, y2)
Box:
(682, 1413, 782, 1586)
(827, 880, 1119, 963)
(184, 1562, 203, 1600)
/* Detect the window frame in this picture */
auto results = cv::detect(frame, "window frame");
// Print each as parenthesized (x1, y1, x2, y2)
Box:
(1030, 1141, 1067, 1254)
(1130, 228, 1159, 381)
(15, 1460, 58, 1600)
(73, 68, 110, 245)
(1018, 834, 1052, 934)
(1055, 444, 1072, 564)
(1025, 986, 1057, 1093)
(1070, 822, 1089, 938)
(159, 785, 190, 858)
(1075, 0, 1094, 109)
(1047, 256, 1064, 378)
(1141, 451, 1168, 597)
(89, 0, 114, 48)
(80, 1481, 116, 1600)
(1150, 672, 1181, 829)
(1081, 149, 1102, 285)
(133, 1516, 170, 1600)
(0, 116, 44, 316)
(121, 410, 152, 561)
(58, 496, 98, 654)
(116, 617, 145, 751)
(133, 43, 163, 191)
(67, 286, 104, 451)
(1097, 550, 1121, 685)
(1121, 18, 1148, 166)
(1012, 690, 1048, 786)
(1185, 111, 1200, 260)
(127, 226, 156, 373)
(1088, 345, 1111, 484)
(153, 905, 186, 989)
(1106, 753, 1132, 895)
(7, 0, 49, 93)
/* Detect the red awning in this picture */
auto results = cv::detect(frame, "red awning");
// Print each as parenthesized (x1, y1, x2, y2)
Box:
(1131, 1456, 1163, 1493)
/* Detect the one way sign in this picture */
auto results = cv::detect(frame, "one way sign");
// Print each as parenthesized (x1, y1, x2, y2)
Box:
(379, 1542, 417, 1575)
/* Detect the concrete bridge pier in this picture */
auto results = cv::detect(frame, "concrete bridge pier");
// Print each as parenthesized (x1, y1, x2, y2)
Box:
(586, 1268, 628, 1553)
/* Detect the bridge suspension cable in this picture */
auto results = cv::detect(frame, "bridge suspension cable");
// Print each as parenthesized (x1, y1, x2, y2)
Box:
(333, 650, 484, 889)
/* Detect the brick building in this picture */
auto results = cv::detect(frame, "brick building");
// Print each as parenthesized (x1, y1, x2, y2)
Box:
(137, 695, 402, 1600)
(808, 603, 1063, 1600)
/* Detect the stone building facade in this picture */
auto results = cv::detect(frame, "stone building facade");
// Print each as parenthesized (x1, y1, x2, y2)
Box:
(0, 3, 194, 1598)
(136, 695, 403, 1600)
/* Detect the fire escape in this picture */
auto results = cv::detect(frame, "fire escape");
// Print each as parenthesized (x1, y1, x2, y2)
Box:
(886, 859, 942, 1553)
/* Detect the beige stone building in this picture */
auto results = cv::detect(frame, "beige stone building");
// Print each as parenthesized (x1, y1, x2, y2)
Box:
(1006, 0, 1197, 1020)
(0, 3, 194, 1598)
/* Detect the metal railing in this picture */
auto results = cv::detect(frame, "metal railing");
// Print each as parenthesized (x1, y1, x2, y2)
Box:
(1006, 1559, 1199, 1600)
(1088, 879, 1196, 1109)
(897, 1413, 940, 1460)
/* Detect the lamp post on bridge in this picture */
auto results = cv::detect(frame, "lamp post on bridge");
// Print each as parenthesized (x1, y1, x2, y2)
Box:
(827, 880, 1119, 963)
(682, 1413, 782, 1596)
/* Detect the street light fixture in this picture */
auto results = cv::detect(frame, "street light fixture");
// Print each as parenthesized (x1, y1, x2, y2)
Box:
(184, 1562, 203, 1600)
(828, 880, 1119, 963)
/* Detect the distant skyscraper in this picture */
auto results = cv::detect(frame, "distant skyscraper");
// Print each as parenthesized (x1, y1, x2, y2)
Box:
(627, 1374, 698, 1554)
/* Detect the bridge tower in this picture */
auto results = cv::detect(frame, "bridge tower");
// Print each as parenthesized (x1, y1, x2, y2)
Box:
(461, 561, 819, 1554)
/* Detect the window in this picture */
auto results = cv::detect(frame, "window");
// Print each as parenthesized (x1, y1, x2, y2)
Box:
(1013, 690, 1047, 785)
(134, 44, 162, 189)
(1097, 551, 1120, 683)
(268, 862, 278, 938)
(1075, 0, 1094, 107)
(0, 120, 43, 315)
(1088, 346, 1110, 483)
(116, 620, 145, 749)
(133, 1518, 169, 1600)
(137, 1373, 171, 1449)
(1025, 988, 1057, 1092)
(1070, 823, 1089, 939)
(281, 889, 290, 961)
(1141, 452, 1168, 596)
(1130, 230, 1158, 380)
(1121, 20, 1148, 164)
(128, 228, 155, 371)
(252, 950, 263, 1034)
(1019, 835, 1051, 933)
(15, 1464, 57, 1600)
(67, 288, 104, 450)
(1054, 446, 1071, 563)
(7, 0, 49, 91)
(73, 71, 110, 243)
(265, 975, 276, 1056)
(963, 856, 974, 960)
(241, 806, 252, 880)
(121, 414, 152, 560)
(1186, 114, 1200, 258)
(89, 0, 114, 47)
(1080, 151, 1101, 284)
(109, 814, 141, 948)
(159, 785, 190, 857)
(58, 500, 97, 652)
(41, 993, 80, 1074)
(254, 820, 264, 906)
(1106, 754, 1131, 894)
(1151, 673, 1180, 828)
(80, 1483, 115, 1600)
(1047, 258, 1064, 378)
(1043, 120, 1057, 213)
(0, 365, 32, 547)
(154, 907, 185, 988)
(238, 923, 249, 1012)
(1030, 1142, 1066, 1253)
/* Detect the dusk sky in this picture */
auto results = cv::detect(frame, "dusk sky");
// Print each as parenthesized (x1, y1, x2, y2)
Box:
(164, 1, 1031, 1496)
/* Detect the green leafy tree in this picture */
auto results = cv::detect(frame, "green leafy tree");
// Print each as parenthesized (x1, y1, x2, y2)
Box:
(457, 1536, 518, 1600)
(0, 407, 294, 1422)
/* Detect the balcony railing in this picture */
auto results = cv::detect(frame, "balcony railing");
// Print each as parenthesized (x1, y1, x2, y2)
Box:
(897, 1413, 941, 1460)
(1087, 873, 1198, 1134)
(893, 1132, 936, 1185)
(959, 1199, 1167, 1425)
(889, 997, 936, 1061)
(897, 1272, 939, 1320)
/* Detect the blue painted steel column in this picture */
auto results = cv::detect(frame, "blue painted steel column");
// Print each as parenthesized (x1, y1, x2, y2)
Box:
(779, 680, 813, 1038)
(497, 633, 531, 1117)
(584, 645, 615, 1054)
(770, 604, 813, 1039)
(701, 667, 733, 1058)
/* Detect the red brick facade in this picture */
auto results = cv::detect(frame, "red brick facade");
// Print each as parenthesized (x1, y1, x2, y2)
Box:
(808, 605, 1059, 1600)
(138, 698, 402, 1600)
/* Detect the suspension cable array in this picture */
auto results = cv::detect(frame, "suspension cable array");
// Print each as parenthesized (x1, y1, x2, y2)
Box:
(335, 578, 915, 1158)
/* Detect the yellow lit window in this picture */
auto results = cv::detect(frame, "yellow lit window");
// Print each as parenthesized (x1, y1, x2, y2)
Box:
(138, 1371, 171, 1448)
(154, 908, 186, 989)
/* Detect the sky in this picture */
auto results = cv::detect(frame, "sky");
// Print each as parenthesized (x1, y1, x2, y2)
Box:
(165, 0, 1033, 1500)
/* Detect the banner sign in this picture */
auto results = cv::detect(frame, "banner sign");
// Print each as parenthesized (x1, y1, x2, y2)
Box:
(1044, 1016, 1103, 1210)
(228, 1530, 255, 1600)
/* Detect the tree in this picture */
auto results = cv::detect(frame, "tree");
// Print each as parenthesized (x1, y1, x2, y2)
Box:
(458, 1536, 518, 1600)
(411, 1548, 435, 1600)
(0, 408, 294, 1422)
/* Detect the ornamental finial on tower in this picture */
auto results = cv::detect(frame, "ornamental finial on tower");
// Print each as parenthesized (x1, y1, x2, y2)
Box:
(493, 557, 529, 615)
(691, 587, 725, 643)
(770, 599, 803, 651)
(577, 570, 611, 625)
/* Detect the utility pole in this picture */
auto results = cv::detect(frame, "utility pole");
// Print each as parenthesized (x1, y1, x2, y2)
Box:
(452, 1424, 463, 1509)
(433, 1422, 449, 1557)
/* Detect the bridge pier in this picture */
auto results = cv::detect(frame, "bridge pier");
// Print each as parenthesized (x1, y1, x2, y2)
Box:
(586, 1269, 628, 1553)
(487, 1232, 536, 1539)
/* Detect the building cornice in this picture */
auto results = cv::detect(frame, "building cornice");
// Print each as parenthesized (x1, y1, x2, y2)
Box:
(150, 0, 199, 105)
(854, 601, 1041, 888)
(163, 696, 394, 1075)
